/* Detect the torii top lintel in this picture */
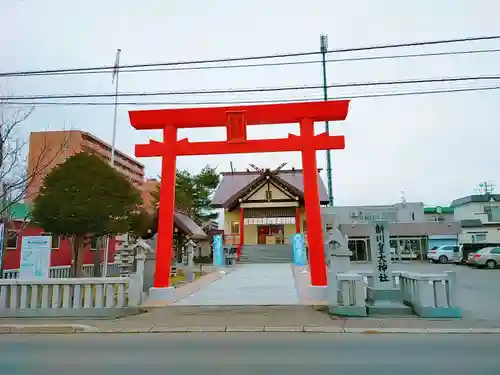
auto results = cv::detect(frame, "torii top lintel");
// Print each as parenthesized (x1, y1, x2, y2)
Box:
(129, 100, 350, 130)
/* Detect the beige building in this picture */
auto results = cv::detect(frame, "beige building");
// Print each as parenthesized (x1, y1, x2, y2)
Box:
(26, 130, 145, 201)
(211, 168, 329, 246)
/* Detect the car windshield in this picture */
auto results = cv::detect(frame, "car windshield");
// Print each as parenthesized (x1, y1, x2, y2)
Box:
(478, 248, 491, 254)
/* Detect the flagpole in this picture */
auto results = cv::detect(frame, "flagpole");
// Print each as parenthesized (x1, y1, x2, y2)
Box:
(107, 49, 121, 277)
(110, 48, 121, 166)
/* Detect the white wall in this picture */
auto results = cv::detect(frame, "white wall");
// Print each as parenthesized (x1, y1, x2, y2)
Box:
(322, 202, 425, 224)
(454, 202, 490, 222)
(459, 226, 500, 244)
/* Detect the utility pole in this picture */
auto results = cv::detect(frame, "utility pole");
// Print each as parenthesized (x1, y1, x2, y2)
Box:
(320, 33, 334, 206)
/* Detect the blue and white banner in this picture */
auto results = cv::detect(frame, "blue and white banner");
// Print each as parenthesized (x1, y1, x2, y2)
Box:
(19, 236, 51, 280)
(292, 233, 307, 266)
(212, 234, 224, 268)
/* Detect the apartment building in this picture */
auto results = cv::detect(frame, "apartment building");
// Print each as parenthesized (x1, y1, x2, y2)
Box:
(26, 130, 145, 201)
(142, 178, 160, 213)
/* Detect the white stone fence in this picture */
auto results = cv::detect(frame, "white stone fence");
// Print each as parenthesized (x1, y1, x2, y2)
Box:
(399, 271, 461, 318)
(329, 273, 367, 316)
(0, 273, 143, 318)
(328, 270, 461, 318)
(2, 263, 120, 279)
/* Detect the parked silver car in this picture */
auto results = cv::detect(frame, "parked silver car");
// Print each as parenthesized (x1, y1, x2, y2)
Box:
(469, 247, 500, 269)
(427, 245, 461, 264)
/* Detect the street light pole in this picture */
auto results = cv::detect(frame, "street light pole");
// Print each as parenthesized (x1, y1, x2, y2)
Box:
(320, 34, 334, 206)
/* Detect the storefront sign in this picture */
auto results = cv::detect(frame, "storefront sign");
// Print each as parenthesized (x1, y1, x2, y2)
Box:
(19, 236, 51, 280)
(292, 233, 307, 266)
(244, 217, 295, 225)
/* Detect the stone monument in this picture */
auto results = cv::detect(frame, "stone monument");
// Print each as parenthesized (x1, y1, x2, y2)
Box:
(183, 240, 197, 282)
(324, 226, 352, 278)
(366, 221, 411, 315)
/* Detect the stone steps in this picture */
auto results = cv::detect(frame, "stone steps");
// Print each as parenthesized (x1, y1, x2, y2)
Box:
(240, 245, 294, 264)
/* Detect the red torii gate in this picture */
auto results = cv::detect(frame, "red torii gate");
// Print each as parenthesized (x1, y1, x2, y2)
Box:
(129, 100, 350, 294)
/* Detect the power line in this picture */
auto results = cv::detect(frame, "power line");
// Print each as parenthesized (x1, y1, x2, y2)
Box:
(1, 35, 499, 77)
(2, 75, 499, 100)
(5, 48, 500, 77)
(5, 85, 500, 106)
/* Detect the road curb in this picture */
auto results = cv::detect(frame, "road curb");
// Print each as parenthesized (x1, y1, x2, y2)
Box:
(2, 325, 500, 334)
(0, 324, 99, 334)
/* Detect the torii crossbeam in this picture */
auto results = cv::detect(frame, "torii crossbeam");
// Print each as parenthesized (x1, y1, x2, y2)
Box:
(129, 100, 350, 296)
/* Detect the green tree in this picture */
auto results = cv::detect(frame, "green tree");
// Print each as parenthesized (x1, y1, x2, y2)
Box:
(151, 165, 219, 261)
(152, 165, 219, 223)
(31, 152, 142, 276)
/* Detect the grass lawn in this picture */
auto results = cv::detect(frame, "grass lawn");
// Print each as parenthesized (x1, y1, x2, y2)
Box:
(170, 271, 201, 287)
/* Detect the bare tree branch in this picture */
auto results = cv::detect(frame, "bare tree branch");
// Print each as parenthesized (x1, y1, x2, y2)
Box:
(0, 99, 73, 218)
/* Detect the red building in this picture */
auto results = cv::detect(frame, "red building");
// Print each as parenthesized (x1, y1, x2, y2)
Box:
(2, 203, 116, 270)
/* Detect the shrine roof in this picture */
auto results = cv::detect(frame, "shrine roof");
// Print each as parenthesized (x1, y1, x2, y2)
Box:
(211, 168, 329, 208)
(174, 211, 207, 240)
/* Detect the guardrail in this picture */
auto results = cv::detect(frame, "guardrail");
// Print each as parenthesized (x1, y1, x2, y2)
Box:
(2, 263, 120, 279)
(0, 274, 143, 318)
(328, 273, 367, 317)
(399, 271, 461, 318)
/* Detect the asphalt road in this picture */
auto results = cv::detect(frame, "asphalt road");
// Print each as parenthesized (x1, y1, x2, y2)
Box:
(1, 333, 499, 374)
(353, 262, 500, 323)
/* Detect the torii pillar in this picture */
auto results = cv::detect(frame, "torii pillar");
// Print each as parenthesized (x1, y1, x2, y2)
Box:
(129, 100, 350, 301)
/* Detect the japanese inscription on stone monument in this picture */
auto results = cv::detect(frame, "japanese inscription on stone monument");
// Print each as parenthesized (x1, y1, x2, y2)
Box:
(369, 221, 393, 289)
(375, 224, 389, 282)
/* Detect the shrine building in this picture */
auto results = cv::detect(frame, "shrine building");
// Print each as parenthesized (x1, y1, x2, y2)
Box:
(211, 166, 328, 247)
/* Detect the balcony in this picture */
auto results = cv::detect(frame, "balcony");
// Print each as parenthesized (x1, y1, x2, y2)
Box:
(82, 136, 144, 177)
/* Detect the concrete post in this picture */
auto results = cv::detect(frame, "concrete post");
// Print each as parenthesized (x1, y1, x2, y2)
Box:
(184, 240, 196, 282)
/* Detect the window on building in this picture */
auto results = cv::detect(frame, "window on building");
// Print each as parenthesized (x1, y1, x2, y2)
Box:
(90, 235, 98, 250)
(40, 232, 61, 249)
(431, 216, 445, 222)
(472, 233, 487, 242)
(231, 222, 240, 234)
(6, 230, 18, 249)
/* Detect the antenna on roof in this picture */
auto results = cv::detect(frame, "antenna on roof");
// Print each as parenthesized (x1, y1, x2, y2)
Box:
(400, 189, 407, 205)
(229, 161, 234, 174)
(476, 181, 495, 195)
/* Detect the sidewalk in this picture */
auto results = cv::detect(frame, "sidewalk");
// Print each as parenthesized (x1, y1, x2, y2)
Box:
(1, 305, 500, 334)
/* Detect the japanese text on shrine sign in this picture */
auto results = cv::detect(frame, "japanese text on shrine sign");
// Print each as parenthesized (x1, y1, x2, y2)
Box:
(375, 224, 389, 282)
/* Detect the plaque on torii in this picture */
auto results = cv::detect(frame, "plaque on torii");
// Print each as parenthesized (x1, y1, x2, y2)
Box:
(129, 100, 350, 291)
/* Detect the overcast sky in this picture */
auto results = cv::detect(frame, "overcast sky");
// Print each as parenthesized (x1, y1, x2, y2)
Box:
(1, 0, 499, 207)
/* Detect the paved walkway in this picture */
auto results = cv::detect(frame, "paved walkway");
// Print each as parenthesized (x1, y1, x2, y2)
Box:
(173, 264, 299, 305)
